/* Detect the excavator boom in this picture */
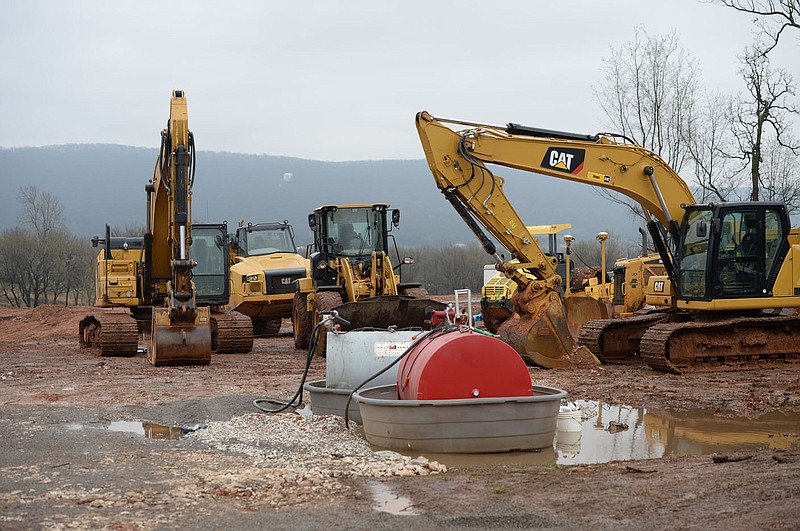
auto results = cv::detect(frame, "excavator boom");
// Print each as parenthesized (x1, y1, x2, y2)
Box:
(416, 112, 614, 368)
(146, 91, 212, 366)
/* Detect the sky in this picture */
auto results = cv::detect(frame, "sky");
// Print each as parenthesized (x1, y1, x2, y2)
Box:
(0, 0, 797, 162)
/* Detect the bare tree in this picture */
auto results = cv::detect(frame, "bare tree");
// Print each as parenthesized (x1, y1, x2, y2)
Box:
(759, 135, 800, 211)
(686, 93, 747, 202)
(716, 0, 800, 54)
(18, 185, 65, 236)
(729, 45, 799, 203)
(594, 27, 700, 221)
(596, 27, 699, 173)
(0, 187, 98, 307)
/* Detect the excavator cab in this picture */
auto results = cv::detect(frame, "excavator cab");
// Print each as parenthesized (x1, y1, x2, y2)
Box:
(191, 223, 230, 305)
(676, 202, 790, 302)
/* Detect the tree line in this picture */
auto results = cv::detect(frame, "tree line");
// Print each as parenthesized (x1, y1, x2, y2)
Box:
(596, 2, 798, 215)
(0, 186, 95, 307)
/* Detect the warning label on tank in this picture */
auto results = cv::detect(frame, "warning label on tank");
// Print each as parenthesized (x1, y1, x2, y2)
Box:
(374, 341, 412, 357)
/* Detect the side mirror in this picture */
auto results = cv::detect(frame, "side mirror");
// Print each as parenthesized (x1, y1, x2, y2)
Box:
(392, 209, 400, 228)
(308, 214, 316, 230)
(696, 221, 708, 238)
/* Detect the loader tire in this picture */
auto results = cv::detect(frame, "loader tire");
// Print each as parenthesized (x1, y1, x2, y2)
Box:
(312, 291, 344, 359)
(293, 293, 311, 350)
(399, 286, 430, 298)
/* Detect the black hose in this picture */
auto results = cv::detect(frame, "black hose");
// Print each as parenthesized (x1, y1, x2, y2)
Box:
(252, 321, 324, 414)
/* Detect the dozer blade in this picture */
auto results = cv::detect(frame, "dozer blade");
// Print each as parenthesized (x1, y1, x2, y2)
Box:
(563, 295, 611, 337)
(498, 295, 600, 369)
(333, 295, 448, 330)
(148, 307, 212, 366)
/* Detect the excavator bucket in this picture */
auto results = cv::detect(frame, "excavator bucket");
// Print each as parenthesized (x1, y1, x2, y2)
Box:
(563, 295, 612, 337)
(332, 295, 448, 330)
(148, 307, 212, 366)
(497, 294, 600, 369)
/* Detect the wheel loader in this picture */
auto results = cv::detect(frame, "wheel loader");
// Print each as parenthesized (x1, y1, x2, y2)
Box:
(416, 110, 800, 373)
(292, 203, 445, 356)
(228, 221, 310, 335)
(79, 91, 252, 365)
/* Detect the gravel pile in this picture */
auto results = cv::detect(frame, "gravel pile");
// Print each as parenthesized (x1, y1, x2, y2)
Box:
(188, 412, 447, 480)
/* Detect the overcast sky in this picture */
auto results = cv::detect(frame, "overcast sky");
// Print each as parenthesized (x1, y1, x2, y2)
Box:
(1, 1, 797, 161)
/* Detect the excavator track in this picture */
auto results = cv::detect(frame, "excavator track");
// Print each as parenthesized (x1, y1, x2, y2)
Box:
(211, 310, 254, 354)
(577, 312, 672, 363)
(640, 315, 800, 374)
(79, 312, 138, 357)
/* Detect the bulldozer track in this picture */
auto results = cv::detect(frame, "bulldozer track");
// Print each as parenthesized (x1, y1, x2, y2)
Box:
(79, 313, 138, 357)
(640, 315, 800, 374)
(211, 311, 254, 354)
(578, 312, 671, 363)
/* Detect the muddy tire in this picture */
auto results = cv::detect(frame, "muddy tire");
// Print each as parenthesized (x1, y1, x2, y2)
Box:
(312, 291, 344, 359)
(399, 286, 430, 298)
(253, 318, 282, 336)
(265, 319, 282, 334)
(293, 293, 311, 350)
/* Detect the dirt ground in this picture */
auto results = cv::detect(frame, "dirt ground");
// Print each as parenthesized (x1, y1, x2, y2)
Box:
(1, 304, 799, 530)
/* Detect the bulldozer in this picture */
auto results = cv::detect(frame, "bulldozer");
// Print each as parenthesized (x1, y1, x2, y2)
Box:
(79, 91, 252, 365)
(228, 221, 310, 335)
(292, 203, 445, 356)
(416, 111, 800, 373)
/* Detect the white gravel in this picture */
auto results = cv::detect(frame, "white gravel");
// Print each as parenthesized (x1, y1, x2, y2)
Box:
(188, 412, 447, 480)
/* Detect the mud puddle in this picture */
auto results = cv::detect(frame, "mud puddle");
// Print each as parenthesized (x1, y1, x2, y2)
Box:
(390, 400, 800, 468)
(66, 420, 204, 440)
(365, 480, 419, 515)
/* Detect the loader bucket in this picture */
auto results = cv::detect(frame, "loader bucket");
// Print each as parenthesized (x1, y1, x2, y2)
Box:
(148, 307, 212, 366)
(497, 295, 600, 369)
(332, 295, 448, 330)
(563, 295, 611, 337)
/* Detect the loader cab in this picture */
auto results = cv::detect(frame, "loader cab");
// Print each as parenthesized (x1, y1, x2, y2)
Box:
(235, 221, 297, 257)
(675, 202, 790, 301)
(191, 223, 230, 305)
(309, 204, 394, 259)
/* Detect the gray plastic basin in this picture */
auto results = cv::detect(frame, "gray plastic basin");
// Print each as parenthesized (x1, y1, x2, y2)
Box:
(304, 379, 362, 424)
(354, 384, 567, 454)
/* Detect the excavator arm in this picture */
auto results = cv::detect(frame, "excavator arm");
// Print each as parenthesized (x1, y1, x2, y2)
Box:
(144, 91, 211, 366)
(415, 111, 696, 368)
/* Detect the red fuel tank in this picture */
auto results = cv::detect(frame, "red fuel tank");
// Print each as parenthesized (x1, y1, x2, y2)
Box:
(397, 330, 533, 401)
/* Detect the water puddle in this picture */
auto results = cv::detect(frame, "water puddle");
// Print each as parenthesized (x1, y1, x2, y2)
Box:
(556, 400, 800, 465)
(66, 421, 192, 440)
(365, 480, 418, 515)
(382, 400, 800, 468)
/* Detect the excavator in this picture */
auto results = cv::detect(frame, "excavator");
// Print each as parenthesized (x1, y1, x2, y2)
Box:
(292, 203, 445, 356)
(79, 91, 252, 365)
(416, 111, 800, 373)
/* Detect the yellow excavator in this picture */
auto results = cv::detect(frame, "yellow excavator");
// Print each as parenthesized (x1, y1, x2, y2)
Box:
(416, 111, 800, 373)
(79, 91, 252, 365)
(292, 203, 445, 356)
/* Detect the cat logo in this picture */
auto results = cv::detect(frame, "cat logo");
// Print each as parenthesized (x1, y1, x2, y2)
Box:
(653, 280, 665, 293)
(281, 277, 292, 285)
(541, 147, 586, 175)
